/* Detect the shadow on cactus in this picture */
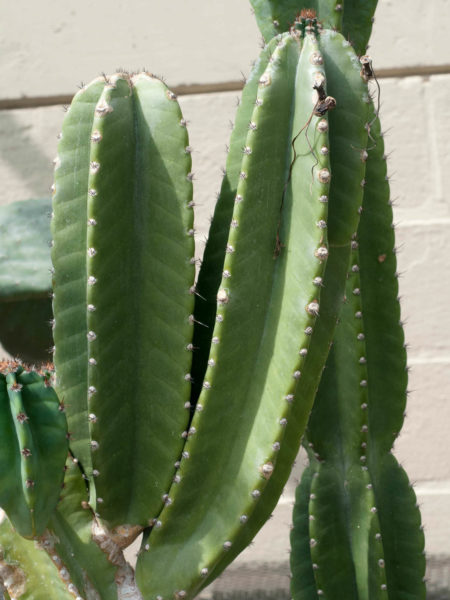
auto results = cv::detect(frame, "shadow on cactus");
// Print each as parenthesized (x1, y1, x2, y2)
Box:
(0, 3, 425, 600)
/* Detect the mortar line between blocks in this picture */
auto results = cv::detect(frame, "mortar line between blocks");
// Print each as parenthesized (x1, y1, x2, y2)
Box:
(2, 64, 450, 110)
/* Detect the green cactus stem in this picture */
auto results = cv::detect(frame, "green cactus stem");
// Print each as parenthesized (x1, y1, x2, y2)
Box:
(290, 114, 426, 599)
(250, 0, 378, 56)
(198, 23, 371, 590)
(51, 72, 196, 529)
(136, 23, 370, 599)
(0, 361, 68, 539)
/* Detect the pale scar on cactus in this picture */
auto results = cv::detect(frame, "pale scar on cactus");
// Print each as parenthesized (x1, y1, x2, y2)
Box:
(0, 3, 426, 599)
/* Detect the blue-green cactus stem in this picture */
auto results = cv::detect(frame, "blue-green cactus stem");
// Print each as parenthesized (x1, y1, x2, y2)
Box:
(52, 72, 196, 528)
(0, 362, 67, 539)
(290, 112, 425, 599)
(250, 0, 378, 56)
(200, 28, 370, 589)
(137, 31, 328, 599)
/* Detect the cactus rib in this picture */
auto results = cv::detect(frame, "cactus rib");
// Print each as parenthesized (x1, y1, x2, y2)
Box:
(190, 36, 279, 402)
(52, 73, 196, 528)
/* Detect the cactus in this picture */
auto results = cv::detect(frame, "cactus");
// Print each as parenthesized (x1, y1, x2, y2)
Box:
(289, 112, 426, 599)
(0, 198, 53, 362)
(51, 72, 196, 528)
(0, 5, 425, 600)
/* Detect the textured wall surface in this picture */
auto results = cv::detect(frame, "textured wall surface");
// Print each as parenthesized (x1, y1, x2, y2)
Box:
(1, 0, 449, 592)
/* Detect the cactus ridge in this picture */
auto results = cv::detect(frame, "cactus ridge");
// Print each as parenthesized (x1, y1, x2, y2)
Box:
(0, 362, 67, 539)
(290, 111, 426, 599)
(52, 77, 105, 482)
(290, 464, 318, 599)
(52, 72, 196, 528)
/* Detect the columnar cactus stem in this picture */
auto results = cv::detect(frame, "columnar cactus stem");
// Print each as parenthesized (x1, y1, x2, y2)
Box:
(51, 72, 196, 528)
(290, 113, 426, 599)
(198, 23, 371, 589)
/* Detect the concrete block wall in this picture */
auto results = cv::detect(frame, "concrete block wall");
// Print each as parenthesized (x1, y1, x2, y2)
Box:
(1, 0, 449, 592)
